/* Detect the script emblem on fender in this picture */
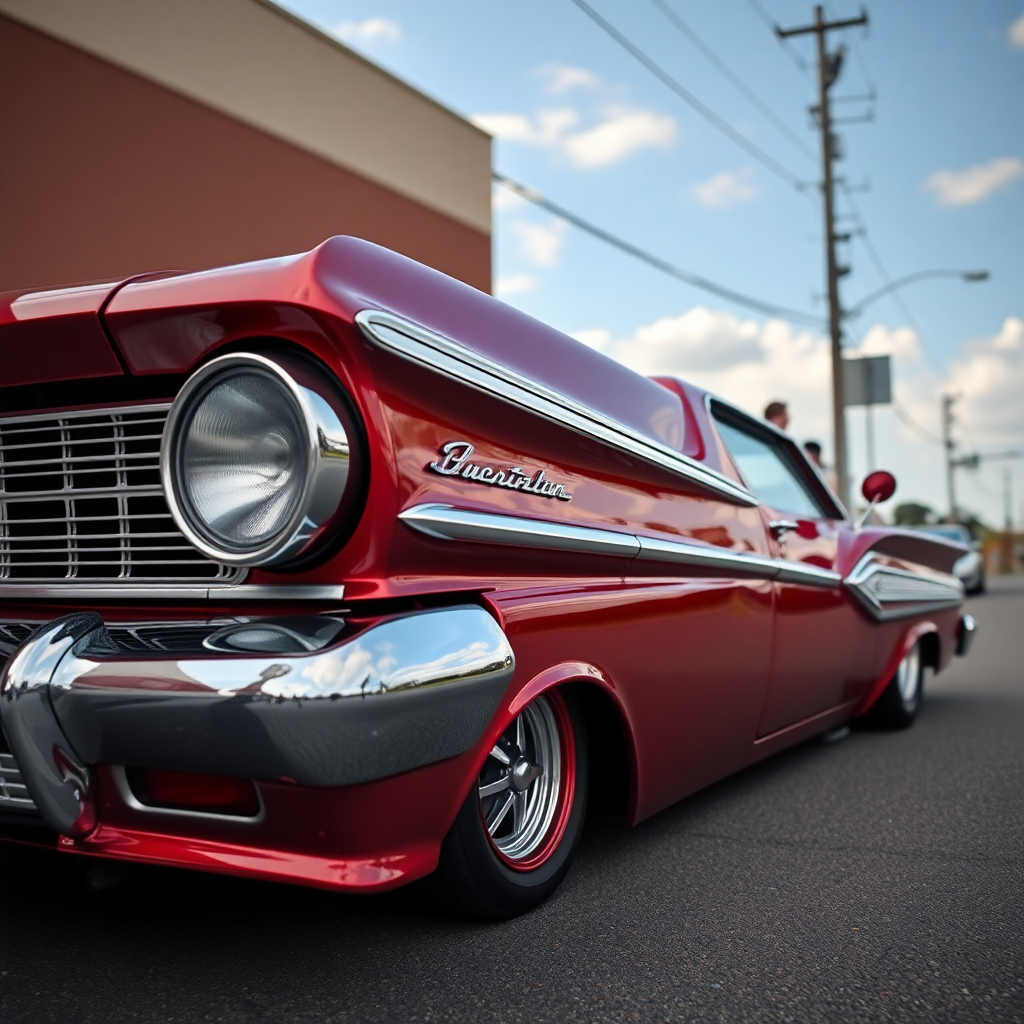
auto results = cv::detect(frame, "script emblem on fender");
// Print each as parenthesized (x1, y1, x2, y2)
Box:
(428, 441, 573, 501)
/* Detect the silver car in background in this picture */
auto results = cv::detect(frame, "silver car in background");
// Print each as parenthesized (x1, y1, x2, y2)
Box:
(913, 524, 986, 595)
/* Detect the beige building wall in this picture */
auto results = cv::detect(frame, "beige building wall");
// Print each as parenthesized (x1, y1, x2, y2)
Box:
(0, 1, 492, 293)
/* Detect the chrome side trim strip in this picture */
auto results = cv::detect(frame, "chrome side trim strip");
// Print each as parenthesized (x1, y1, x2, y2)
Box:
(400, 504, 842, 588)
(635, 535, 779, 579)
(0, 584, 344, 601)
(399, 504, 641, 558)
(774, 560, 844, 587)
(356, 310, 757, 507)
(844, 554, 963, 621)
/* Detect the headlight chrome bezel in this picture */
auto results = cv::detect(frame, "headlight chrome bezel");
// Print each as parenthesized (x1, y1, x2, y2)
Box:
(161, 351, 358, 567)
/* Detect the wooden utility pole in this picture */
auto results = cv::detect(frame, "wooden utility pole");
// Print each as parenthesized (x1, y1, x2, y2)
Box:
(777, 6, 868, 510)
(941, 394, 958, 523)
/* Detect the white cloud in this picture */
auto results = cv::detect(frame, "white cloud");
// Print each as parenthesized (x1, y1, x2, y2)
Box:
(492, 185, 527, 213)
(570, 328, 611, 351)
(562, 106, 677, 168)
(591, 309, 832, 440)
(333, 17, 401, 44)
(691, 168, 759, 209)
(533, 63, 602, 94)
(472, 108, 578, 147)
(946, 317, 1024, 441)
(859, 323, 923, 363)
(473, 105, 676, 169)
(494, 273, 537, 298)
(1009, 13, 1024, 48)
(580, 307, 1023, 521)
(924, 156, 1024, 207)
(993, 316, 1023, 350)
(511, 218, 567, 268)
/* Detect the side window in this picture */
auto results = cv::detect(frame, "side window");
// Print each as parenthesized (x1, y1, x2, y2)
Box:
(714, 416, 825, 518)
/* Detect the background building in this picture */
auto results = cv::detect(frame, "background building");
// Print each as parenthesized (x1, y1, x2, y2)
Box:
(0, 0, 491, 293)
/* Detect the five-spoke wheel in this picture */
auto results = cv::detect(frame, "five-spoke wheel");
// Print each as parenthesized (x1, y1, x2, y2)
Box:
(478, 692, 575, 870)
(429, 689, 587, 918)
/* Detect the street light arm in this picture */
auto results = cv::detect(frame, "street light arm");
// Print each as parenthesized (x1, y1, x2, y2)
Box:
(846, 269, 989, 319)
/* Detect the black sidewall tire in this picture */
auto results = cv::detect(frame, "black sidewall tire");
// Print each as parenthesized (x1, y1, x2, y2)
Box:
(870, 641, 923, 730)
(431, 691, 589, 919)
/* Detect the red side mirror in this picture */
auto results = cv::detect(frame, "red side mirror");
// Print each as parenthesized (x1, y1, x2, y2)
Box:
(861, 470, 896, 504)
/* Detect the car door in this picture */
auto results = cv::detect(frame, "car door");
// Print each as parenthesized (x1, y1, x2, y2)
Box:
(710, 403, 873, 736)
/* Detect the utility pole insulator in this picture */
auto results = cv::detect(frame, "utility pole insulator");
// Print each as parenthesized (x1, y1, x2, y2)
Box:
(776, 4, 869, 511)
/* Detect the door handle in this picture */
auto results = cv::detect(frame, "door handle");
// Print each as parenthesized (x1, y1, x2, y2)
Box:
(769, 519, 799, 539)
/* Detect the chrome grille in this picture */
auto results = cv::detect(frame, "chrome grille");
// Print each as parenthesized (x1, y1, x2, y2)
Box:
(0, 736, 37, 815)
(0, 405, 242, 585)
(0, 619, 237, 655)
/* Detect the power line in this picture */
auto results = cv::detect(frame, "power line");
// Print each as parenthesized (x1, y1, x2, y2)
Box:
(651, 0, 816, 161)
(824, 0, 876, 95)
(839, 184, 947, 376)
(841, 318, 944, 446)
(493, 172, 824, 325)
(567, 0, 809, 191)
(744, 0, 812, 76)
(892, 400, 944, 445)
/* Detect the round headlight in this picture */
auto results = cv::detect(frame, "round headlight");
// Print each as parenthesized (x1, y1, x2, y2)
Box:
(162, 353, 360, 566)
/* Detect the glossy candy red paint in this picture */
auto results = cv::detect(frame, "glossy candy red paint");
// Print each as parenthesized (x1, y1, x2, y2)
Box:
(0, 237, 972, 913)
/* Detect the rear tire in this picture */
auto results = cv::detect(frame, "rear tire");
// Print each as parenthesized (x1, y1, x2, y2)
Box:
(428, 689, 588, 919)
(868, 640, 923, 729)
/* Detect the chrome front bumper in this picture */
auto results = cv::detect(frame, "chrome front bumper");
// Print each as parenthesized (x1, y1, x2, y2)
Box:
(0, 607, 514, 836)
(956, 613, 977, 657)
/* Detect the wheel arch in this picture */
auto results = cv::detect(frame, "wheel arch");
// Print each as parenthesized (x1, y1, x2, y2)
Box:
(488, 662, 639, 827)
(855, 620, 939, 718)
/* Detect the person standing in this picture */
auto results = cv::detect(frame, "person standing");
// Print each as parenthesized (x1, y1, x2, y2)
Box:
(804, 439, 840, 495)
(764, 401, 789, 431)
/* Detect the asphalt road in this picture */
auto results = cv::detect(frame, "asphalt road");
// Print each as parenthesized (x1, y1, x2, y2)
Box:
(2, 578, 1022, 1024)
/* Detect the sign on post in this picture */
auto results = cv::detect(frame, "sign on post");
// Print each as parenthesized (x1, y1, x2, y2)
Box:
(843, 355, 891, 407)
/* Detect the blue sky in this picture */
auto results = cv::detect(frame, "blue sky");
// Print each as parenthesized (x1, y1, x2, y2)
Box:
(283, 0, 1023, 526)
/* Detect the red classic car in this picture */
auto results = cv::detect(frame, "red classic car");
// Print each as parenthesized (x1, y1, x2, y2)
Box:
(0, 237, 974, 918)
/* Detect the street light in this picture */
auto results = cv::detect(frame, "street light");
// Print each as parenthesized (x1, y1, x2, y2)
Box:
(846, 269, 989, 319)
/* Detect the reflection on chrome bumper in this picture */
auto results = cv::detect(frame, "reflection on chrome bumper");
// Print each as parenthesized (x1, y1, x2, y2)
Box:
(0, 607, 514, 836)
(956, 613, 977, 657)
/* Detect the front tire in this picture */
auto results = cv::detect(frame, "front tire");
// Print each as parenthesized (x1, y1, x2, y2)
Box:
(868, 640, 923, 729)
(428, 689, 588, 919)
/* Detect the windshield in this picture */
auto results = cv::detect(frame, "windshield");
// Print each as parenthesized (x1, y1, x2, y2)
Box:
(918, 524, 970, 543)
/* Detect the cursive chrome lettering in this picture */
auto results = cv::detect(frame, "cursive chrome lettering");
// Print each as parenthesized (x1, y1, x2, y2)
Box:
(428, 441, 572, 501)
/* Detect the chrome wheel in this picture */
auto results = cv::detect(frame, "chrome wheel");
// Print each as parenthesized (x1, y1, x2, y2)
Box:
(477, 694, 567, 865)
(867, 638, 925, 730)
(896, 643, 921, 705)
(430, 688, 587, 917)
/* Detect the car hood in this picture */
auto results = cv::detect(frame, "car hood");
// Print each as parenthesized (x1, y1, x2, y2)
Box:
(0, 280, 127, 388)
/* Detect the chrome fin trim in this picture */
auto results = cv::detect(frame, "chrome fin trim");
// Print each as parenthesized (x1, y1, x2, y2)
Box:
(844, 554, 964, 621)
(356, 310, 757, 507)
(400, 504, 842, 588)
